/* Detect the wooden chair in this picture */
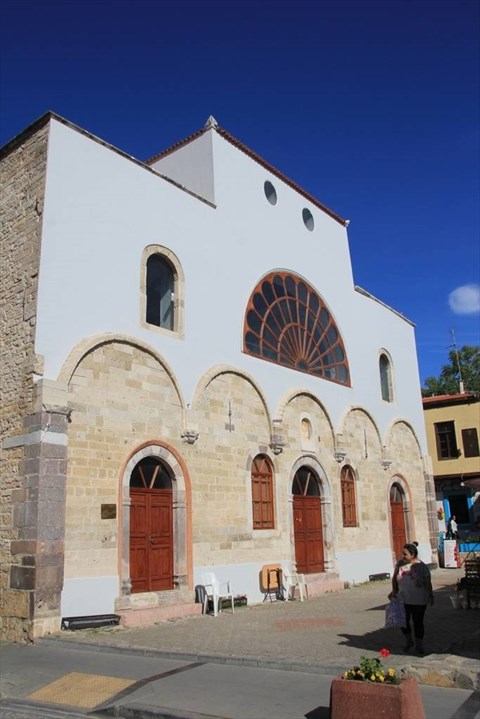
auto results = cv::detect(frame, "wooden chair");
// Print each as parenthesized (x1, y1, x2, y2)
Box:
(260, 563, 283, 602)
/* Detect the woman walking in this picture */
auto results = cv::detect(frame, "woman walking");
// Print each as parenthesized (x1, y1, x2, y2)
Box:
(389, 542, 434, 655)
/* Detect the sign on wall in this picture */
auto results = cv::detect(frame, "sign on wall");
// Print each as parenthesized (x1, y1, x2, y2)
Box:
(444, 539, 457, 568)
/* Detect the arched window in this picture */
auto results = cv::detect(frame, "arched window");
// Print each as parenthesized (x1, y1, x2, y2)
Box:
(243, 272, 350, 385)
(130, 456, 173, 489)
(146, 254, 174, 329)
(251, 455, 274, 529)
(292, 466, 320, 496)
(141, 246, 185, 337)
(340, 465, 357, 527)
(379, 352, 393, 402)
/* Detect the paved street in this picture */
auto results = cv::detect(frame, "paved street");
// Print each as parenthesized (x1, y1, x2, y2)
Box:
(1, 568, 479, 718)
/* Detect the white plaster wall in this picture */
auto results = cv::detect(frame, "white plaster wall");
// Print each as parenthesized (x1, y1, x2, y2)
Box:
(36, 119, 426, 452)
(335, 548, 394, 585)
(61, 576, 118, 617)
(336, 542, 432, 586)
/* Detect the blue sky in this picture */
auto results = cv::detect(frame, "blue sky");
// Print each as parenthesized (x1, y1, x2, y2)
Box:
(1, 0, 479, 386)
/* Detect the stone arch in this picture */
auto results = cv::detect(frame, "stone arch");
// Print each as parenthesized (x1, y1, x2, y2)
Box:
(245, 450, 278, 473)
(278, 389, 336, 454)
(383, 418, 424, 459)
(338, 405, 383, 460)
(276, 389, 334, 430)
(58, 332, 185, 409)
(337, 405, 382, 446)
(288, 455, 335, 572)
(191, 364, 271, 423)
(62, 337, 187, 591)
(118, 440, 193, 602)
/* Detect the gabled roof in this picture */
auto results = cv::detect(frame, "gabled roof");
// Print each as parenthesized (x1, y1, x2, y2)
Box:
(2, 112, 347, 225)
(146, 117, 348, 227)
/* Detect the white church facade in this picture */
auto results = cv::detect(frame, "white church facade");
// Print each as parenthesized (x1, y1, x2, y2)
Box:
(1, 113, 437, 639)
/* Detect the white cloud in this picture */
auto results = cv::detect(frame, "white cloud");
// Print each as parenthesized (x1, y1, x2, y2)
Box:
(448, 284, 480, 315)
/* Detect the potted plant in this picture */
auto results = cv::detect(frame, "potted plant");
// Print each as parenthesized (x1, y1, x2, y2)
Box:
(329, 649, 426, 719)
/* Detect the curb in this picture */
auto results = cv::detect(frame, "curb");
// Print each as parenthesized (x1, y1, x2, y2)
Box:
(98, 703, 228, 719)
(38, 637, 480, 691)
(38, 636, 347, 676)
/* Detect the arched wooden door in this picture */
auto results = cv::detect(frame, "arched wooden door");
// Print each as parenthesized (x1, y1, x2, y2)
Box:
(390, 483, 407, 562)
(130, 457, 174, 592)
(292, 466, 324, 573)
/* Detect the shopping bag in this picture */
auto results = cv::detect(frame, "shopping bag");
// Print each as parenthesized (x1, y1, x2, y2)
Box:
(385, 597, 406, 628)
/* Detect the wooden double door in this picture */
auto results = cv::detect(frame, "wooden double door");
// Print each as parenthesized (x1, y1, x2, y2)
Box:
(390, 483, 407, 561)
(130, 488, 173, 592)
(292, 466, 325, 574)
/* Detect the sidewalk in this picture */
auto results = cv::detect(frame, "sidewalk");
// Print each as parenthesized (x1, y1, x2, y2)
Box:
(40, 567, 480, 687)
(1, 568, 479, 719)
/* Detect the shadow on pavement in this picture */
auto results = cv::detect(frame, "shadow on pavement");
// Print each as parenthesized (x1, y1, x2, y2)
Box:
(337, 630, 404, 654)
(305, 705, 330, 719)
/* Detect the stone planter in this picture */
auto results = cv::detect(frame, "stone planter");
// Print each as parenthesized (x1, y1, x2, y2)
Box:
(329, 676, 425, 719)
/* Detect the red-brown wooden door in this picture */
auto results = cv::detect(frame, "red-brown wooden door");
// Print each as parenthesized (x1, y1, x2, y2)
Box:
(390, 499, 407, 562)
(130, 489, 173, 592)
(293, 496, 324, 573)
(293, 475, 325, 574)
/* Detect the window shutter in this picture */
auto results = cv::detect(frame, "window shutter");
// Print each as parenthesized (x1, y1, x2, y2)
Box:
(462, 428, 479, 458)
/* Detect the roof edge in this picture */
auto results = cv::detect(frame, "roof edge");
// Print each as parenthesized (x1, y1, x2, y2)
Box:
(0, 110, 59, 159)
(1, 112, 216, 208)
(354, 285, 415, 326)
(146, 125, 208, 166)
(422, 392, 479, 407)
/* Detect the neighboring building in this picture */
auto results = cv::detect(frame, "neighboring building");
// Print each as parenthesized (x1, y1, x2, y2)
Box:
(423, 393, 480, 537)
(1, 112, 436, 641)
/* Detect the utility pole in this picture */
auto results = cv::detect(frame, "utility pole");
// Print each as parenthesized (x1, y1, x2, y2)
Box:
(450, 329, 465, 393)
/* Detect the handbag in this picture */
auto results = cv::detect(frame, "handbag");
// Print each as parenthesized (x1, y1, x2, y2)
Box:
(385, 596, 406, 628)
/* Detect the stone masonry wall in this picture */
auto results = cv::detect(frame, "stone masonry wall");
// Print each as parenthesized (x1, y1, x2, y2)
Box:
(191, 371, 278, 567)
(64, 341, 184, 579)
(0, 123, 50, 641)
(386, 421, 429, 543)
(60, 340, 430, 615)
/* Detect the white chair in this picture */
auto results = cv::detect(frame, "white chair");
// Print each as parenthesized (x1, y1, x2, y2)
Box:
(201, 572, 235, 617)
(281, 566, 308, 602)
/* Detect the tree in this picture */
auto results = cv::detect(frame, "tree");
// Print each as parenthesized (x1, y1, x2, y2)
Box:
(422, 345, 480, 396)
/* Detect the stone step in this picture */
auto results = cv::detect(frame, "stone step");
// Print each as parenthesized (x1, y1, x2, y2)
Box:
(304, 572, 345, 597)
(118, 601, 203, 628)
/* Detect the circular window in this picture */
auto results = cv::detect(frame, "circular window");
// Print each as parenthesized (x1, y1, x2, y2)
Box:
(302, 208, 314, 231)
(264, 181, 277, 205)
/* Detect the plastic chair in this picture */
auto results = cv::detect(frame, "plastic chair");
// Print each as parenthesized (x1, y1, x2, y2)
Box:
(281, 566, 308, 601)
(201, 572, 235, 617)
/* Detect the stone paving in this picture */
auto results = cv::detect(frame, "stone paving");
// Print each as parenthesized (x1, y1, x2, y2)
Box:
(41, 568, 480, 690)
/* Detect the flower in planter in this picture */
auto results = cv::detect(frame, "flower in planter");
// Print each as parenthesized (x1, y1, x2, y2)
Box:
(343, 649, 400, 685)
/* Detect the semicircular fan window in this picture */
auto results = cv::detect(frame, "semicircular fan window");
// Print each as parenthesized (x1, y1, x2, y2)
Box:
(243, 272, 350, 386)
